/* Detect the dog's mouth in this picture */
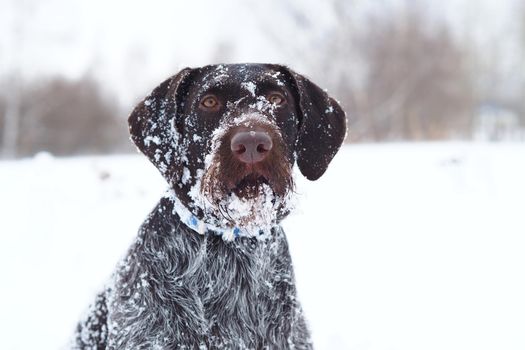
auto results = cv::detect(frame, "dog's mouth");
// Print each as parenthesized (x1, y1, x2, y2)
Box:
(199, 163, 293, 229)
(196, 119, 295, 230)
(229, 173, 271, 199)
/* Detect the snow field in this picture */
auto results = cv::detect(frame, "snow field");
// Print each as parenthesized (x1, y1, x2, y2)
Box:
(0, 143, 524, 349)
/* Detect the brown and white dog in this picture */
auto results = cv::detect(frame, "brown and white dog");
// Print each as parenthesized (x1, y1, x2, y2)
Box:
(73, 64, 346, 349)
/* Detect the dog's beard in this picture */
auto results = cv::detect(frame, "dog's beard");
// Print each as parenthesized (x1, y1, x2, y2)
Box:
(218, 178, 280, 229)
(199, 161, 295, 232)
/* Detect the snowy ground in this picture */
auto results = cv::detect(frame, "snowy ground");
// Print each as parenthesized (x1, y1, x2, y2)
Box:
(1, 142, 524, 350)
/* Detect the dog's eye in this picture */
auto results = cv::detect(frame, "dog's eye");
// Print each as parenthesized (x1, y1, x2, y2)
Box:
(268, 93, 286, 106)
(200, 95, 220, 110)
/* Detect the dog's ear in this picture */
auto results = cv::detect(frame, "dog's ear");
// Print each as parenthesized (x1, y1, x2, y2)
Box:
(286, 69, 347, 181)
(128, 68, 193, 181)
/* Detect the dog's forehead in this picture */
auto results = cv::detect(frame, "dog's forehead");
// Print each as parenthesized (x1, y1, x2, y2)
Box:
(194, 64, 286, 93)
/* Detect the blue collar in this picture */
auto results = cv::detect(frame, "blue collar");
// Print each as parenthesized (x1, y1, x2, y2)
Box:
(166, 190, 275, 241)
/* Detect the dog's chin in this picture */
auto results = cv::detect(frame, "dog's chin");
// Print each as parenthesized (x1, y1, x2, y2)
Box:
(222, 183, 277, 229)
(200, 171, 292, 231)
(229, 174, 272, 200)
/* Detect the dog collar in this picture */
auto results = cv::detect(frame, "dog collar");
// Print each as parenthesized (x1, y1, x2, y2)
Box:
(165, 190, 274, 241)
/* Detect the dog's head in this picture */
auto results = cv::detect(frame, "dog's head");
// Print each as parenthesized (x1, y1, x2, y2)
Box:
(129, 64, 346, 232)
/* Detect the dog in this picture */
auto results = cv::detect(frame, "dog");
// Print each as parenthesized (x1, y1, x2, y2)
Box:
(72, 64, 346, 349)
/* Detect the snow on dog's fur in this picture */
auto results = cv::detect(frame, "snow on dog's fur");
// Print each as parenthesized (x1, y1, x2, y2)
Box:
(72, 64, 346, 349)
(199, 113, 295, 237)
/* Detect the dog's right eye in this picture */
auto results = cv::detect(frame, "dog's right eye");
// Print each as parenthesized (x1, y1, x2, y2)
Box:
(200, 95, 220, 111)
(268, 92, 286, 106)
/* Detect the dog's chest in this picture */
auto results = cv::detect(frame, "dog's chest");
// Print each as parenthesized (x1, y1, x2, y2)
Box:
(110, 224, 296, 349)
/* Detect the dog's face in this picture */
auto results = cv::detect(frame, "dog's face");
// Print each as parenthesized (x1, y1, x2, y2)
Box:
(129, 64, 346, 232)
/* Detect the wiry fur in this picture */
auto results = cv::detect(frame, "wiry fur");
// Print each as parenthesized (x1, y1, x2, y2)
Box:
(71, 64, 346, 350)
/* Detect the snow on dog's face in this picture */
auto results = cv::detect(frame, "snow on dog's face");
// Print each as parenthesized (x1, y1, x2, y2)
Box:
(128, 64, 346, 233)
(188, 66, 298, 232)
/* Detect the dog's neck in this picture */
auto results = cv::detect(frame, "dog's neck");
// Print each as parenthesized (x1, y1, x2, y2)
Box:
(165, 189, 278, 241)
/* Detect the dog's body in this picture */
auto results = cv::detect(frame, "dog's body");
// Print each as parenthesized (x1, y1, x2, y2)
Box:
(73, 64, 345, 349)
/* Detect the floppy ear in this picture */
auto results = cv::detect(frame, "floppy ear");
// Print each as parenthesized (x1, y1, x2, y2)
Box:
(128, 68, 192, 182)
(289, 70, 347, 181)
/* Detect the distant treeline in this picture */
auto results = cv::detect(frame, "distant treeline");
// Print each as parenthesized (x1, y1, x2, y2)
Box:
(297, 4, 525, 142)
(1, 2, 525, 158)
(0, 76, 132, 158)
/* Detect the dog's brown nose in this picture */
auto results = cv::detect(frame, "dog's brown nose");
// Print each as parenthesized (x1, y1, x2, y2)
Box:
(231, 130, 273, 164)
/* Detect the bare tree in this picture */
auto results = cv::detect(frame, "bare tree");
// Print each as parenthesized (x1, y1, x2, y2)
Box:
(1, 0, 31, 158)
(1, 75, 21, 157)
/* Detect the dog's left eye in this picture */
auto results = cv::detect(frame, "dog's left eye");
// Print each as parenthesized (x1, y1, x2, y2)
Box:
(200, 95, 220, 110)
(268, 93, 286, 106)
